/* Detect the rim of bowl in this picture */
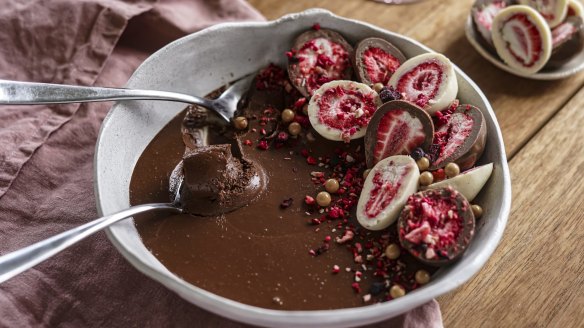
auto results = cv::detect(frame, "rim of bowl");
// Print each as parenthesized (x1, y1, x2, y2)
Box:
(95, 8, 512, 328)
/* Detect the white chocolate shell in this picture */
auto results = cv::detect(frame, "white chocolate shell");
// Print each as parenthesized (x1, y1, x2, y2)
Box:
(357, 155, 419, 230)
(491, 5, 553, 74)
(426, 163, 493, 201)
(388, 53, 458, 116)
(308, 80, 381, 142)
(518, 0, 569, 27)
(567, 0, 584, 18)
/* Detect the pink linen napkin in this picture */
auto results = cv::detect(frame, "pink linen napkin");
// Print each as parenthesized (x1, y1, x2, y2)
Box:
(0, 1, 442, 326)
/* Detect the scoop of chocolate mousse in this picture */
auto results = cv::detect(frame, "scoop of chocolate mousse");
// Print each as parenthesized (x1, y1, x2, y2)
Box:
(179, 144, 266, 216)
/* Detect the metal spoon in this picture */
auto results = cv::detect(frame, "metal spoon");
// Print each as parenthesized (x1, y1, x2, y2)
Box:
(0, 74, 254, 122)
(0, 154, 191, 284)
(0, 74, 255, 283)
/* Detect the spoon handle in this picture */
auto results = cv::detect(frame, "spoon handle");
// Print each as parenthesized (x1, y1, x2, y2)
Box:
(0, 79, 212, 107)
(0, 203, 178, 284)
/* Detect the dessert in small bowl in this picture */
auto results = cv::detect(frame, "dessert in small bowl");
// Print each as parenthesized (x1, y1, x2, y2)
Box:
(467, 0, 584, 79)
(95, 8, 511, 328)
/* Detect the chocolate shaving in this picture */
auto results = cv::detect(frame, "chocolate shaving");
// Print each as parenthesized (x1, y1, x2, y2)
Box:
(280, 197, 293, 209)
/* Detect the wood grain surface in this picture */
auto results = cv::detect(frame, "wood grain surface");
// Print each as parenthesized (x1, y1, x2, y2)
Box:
(248, 0, 584, 327)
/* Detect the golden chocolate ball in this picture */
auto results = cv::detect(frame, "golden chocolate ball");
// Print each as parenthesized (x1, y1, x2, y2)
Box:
(385, 243, 401, 260)
(373, 82, 384, 93)
(416, 157, 430, 171)
(316, 191, 332, 207)
(419, 171, 434, 186)
(389, 284, 406, 299)
(233, 116, 248, 130)
(445, 162, 460, 178)
(281, 109, 295, 123)
(415, 270, 431, 285)
(324, 179, 340, 193)
(363, 169, 371, 179)
(471, 204, 483, 218)
(288, 122, 302, 136)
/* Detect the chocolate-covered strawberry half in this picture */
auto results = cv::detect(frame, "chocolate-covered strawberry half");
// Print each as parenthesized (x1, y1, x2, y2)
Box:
(365, 100, 434, 168)
(398, 187, 475, 266)
(428, 104, 487, 171)
(388, 53, 458, 116)
(491, 5, 553, 74)
(472, 0, 509, 45)
(357, 155, 419, 231)
(547, 15, 584, 68)
(308, 80, 381, 142)
(287, 28, 353, 97)
(353, 37, 406, 86)
(518, 0, 569, 28)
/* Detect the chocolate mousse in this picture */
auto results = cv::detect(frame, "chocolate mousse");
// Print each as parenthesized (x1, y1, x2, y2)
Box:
(178, 144, 266, 216)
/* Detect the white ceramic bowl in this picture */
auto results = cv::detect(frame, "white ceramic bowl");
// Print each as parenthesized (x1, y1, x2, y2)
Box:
(95, 8, 512, 328)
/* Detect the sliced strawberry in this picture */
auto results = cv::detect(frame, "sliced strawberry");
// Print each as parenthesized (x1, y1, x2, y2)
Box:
(551, 17, 580, 48)
(365, 100, 434, 168)
(492, 6, 552, 74)
(288, 29, 354, 97)
(548, 15, 584, 67)
(353, 38, 406, 86)
(398, 187, 475, 266)
(308, 80, 381, 142)
(404, 221, 431, 244)
(356, 155, 419, 231)
(428, 104, 486, 171)
(518, 0, 569, 28)
(388, 53, 458, 115)
(472, 0, 508, 45)
(363, 47, 401, 84)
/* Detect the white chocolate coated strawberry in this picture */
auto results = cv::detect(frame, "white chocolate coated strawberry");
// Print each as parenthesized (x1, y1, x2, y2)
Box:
(308, 80, 381, 142)
(492, 6, 552, 75)
(357, 155, 419, 230)
(518, 0, 569, 27)
(388, 53, 458, 116)
(426, 163, 493, 201)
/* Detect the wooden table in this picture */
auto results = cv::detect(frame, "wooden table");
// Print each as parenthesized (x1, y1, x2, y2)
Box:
(249, 0, 584, 326)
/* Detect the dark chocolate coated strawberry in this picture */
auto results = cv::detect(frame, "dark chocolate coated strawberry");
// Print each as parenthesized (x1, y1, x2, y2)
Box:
(429, 104, 486, 171)
(398, 187, 475, 266)
(353, 37, 406, 86)
(287, 28, 354, 97)
(365, 100, 434, 168)
(547, 15, 584, 68)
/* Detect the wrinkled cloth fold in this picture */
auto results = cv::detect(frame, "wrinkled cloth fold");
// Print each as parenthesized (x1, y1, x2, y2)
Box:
(0, 1, 442, 326)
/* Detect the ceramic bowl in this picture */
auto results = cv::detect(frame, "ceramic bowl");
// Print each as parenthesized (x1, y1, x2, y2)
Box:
(94, 8, 512, 328)
(466, 2, 584, 80)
